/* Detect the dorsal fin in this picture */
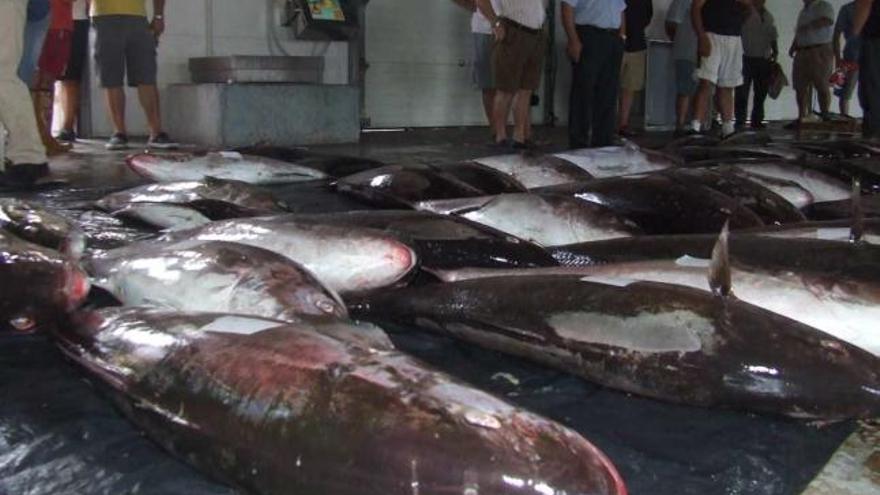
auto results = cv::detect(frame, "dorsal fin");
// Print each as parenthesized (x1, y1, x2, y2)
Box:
(850, 177, 864, 243)
(709, 221, 732, 297)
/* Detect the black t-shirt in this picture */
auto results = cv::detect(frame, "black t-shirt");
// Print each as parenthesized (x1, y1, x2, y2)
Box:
(625, 0, 654, 52)
(702, 0, 749, 36)
(864, 0, 880, 38)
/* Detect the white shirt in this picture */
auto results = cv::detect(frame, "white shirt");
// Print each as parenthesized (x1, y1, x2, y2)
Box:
(667, 0, 698, 61)
(73, 0, 89, 21)
(795, 0, 835, 47)
(472, 0, 500, 34)
(496, 0, 548, 30)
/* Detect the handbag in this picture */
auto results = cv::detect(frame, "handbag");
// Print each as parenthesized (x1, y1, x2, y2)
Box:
(768, 62, 789, 100)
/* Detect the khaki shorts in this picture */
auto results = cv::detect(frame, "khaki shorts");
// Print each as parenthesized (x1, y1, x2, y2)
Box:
(620, 50, 647, 91)
(492, 19, 545, 92)
(792, 44, 834, 94)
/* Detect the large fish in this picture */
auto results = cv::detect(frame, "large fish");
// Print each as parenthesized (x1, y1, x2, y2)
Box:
(552, 145, 680, 179)
(701, 161, 851, 204)
(0, 198, 85, 256)
(350, 275, 880, 419)
(418, 193, 642, 247)
(0, 230, 90, 332)
(158, 216, 418, 293)
(473, 152, 595, 188)
(749, 219, 880, 244)
(719, 166, 815, 208)
(429, 246, 880, 357)
(56, 307, 627, 495)
(96, 177, 288, 218)
(300, 210, 558, 269)
(126, 152, 328, 184)
(336, 165, 488, 208)
(233, 145, 386, 178)
(660, 168, 806, 224)
(536, 174, 765, 234)
(87, 240, 348, 323)
(434, 161, 528, 194)
(109, 203, 214, 231)
(677, 144, 805, 162)
(806, 194, 880, 221)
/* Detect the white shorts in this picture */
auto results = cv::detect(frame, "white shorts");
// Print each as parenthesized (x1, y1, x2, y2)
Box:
(694, 32, 743, 88)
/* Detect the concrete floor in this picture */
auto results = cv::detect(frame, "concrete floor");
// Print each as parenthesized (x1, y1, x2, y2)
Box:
(9, 125, 880, 495)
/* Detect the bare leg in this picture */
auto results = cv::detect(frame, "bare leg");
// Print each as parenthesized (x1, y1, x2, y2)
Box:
(136, 84, 162, 137)
(717, 87, 734, 122)
(675, 95, 691, 128)
(492, 90, 515, 143)
(105, 87, 127, 135)
(512, 89, 531, 143)
(60, 80, 80, 131)
(816, 83, 831, 116)
(691, 79, 713, 130)
(618, 89, 634, 129)
(481, 89, 495, 129)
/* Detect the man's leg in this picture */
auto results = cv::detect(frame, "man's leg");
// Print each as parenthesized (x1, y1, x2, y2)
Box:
(676, 95, 691, 129)
(60, 80, 80, 132)
(717, 87, 734, 125)
(692, 80, 713, 131)
(136, 85, 162, 137)
(592, 31, 622, 147)
(105, 87, 127, 135)
(493, 90, 515, 143)
(512, 89, 531, 143)
(751, 59, 771, 125)
(860, 39, 880, 138)
(0, 0, 46, 167)
(815, 47, 833, 116)
(568, 28, 596, 148)
(481, 89, 495, 129)
(735, 57, 752, 127)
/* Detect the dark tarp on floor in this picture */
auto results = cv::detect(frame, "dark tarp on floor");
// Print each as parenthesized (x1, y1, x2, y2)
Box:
(0, 330, 854, 495)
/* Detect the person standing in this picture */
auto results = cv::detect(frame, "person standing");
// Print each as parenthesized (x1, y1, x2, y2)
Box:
(691, 0, 750, 138)
(453, 0, 498, 134)
(57, 0, 89, 142)
(735, 0, 777, 129)
(855, 0, 879, 139)
(618, 0, 653, 137)
(34, 0, 76, 155)
(790, 0, 835, 123)
(666, 0, 698, 136)
(91, 0, 177, 150)
(1, 0, 49, 187)
(834, 1, 861, 117)
(562, 0, 627, 148)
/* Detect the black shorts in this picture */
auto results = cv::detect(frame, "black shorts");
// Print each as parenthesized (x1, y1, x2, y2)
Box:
(60, 20, 89, 82)
(92, 15, 157, 88)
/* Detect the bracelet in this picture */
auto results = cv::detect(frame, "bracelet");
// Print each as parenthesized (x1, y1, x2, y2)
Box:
(154, 14, 164, 20)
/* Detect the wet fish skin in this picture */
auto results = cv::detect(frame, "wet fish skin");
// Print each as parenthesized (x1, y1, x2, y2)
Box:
(660, 168, 806, 225)
(96, 177, 288, 218)
(418, 193, 642, 247)
(126, 152, 329, 184)
(678, 144, 806, 163)
(536, 174, 765, 234)
(350, 276, 880, 419)
(336, 165, 488, 208)
(433, 161, 528, 194)
(748, 219, 880, 245)
(473, 152, 595, 188)
(0, 231, 90, 332)
(233, 145, 386, 178)
(301, 210, 558, 269)
(87, 240, 348, 322)
(552, 145, 680, 179)
(56, 307, 627, 495)
(693, 161, 851, 204)
(111, 203, 213, 231)
(0, 198, 85, 256)
(158, 215, 418, 294)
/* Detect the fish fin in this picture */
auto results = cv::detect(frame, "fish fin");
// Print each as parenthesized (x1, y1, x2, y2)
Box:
(709, 220, 732, 297)
(850, 177, 864, 243)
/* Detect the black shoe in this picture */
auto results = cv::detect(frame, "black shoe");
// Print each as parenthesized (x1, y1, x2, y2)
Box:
(750, 121, 767, 129)
(0, 163, 49, 188)
(56, 129, 77, 143)
(512, 140, 535, 150)
(618, 127, 640, 138)
(490, 139, 513, 151)
(147, 132, 179, 150)
(106, 133, 129, 151)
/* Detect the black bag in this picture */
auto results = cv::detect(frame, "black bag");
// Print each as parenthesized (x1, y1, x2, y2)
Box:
(768, 62, 789, 100)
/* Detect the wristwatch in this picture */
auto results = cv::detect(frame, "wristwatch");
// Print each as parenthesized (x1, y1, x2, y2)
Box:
(154, 14, 164, 20)
(493, 18, 502, 27)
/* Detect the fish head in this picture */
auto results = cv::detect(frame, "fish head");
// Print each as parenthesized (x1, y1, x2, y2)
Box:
(126, 152, 194, 180)
(62, 261, 92, 312)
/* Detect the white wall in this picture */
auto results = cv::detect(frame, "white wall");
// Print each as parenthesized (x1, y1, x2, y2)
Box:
(553, 0, 862, 125)
(86, 0, 349, 138)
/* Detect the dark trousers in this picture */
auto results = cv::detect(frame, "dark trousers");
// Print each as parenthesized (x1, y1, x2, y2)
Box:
(734, 56, 772, 126)
(861, 38, 880, 139)
(568, 25, 623, 148)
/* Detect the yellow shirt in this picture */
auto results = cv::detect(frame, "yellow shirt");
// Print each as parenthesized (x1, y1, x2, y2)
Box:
(90, 0, 147, 17)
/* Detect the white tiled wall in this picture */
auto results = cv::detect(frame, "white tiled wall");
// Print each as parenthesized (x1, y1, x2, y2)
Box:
(86, 0, 349, 138)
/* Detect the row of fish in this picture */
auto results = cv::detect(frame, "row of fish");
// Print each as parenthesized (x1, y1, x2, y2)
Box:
(3, 136, 880, 495)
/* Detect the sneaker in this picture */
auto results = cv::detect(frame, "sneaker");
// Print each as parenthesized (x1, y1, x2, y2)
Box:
(147, 132, 179, 150)
(800, 114, 822, 124)
(56, 129, 77, 143)
(106, 133, 129, 151)
(0, 163, 49, 188)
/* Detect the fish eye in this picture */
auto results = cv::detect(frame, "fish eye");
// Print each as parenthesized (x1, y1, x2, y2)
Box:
(315, 298, 337, 314)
